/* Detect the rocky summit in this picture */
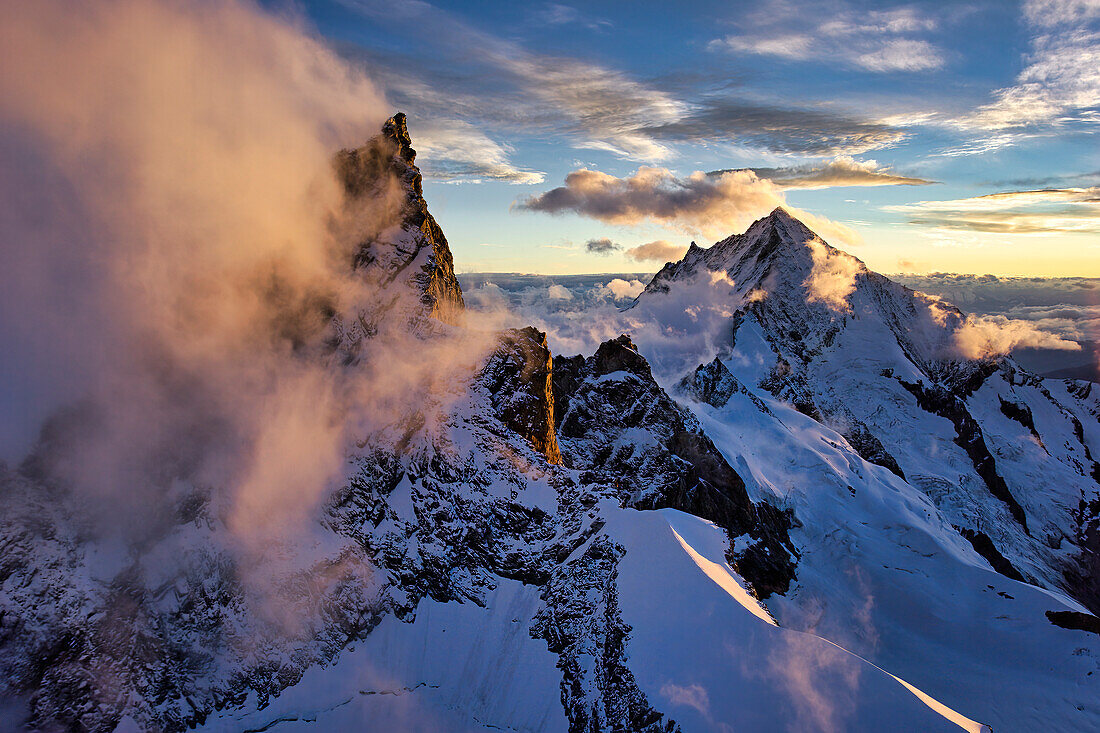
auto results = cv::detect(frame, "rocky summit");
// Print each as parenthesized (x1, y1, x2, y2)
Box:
(2, 116, 1099, 733)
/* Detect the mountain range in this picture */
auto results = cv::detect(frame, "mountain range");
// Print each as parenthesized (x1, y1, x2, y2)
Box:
(2, 114, 1099, 733)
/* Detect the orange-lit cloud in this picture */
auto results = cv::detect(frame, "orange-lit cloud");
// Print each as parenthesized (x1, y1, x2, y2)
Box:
(518, 167, 862, 246)
(0, 0, 500, 548)
(626, 240, 690, 263)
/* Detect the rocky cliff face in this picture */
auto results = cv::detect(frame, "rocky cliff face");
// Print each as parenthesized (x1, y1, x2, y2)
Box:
(478, 326, 562, 464)
(552, 334, 798, 597)
(0, 116, 800, 732)
(333, 112, 465, 349)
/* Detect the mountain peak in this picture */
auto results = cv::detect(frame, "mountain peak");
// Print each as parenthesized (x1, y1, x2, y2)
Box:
(638, 207, 819, 298)
(766, 206, 795, 222)
(333, 113, 465, 331)
(382, 111, 416, 165)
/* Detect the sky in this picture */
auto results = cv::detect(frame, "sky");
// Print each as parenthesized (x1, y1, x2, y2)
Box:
(274, 0, 1100, 276)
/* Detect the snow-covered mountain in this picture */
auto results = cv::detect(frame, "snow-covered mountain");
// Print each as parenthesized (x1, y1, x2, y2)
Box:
(2, 118, 1099, 733)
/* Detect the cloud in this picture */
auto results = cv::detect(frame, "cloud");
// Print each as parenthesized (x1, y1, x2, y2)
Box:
(803, 241, 864, 312)
(1024, 0, 1100, 27)
(660, 683, 711, 716)
(731, 156, 934, 189)
(518, 167, 861, 245)
(626, 240, 690, 263)
(585, 237, 622, 255)
(886, 187, 1100, 234)
(890, 273, 1100, 343)
(641, 100, 908, 156)
(337, 0, 683, 162)
(605, 278, 645, 300)
(519, 168, 784, 237)
(408, 118, 545, 184)
(961, 0, 1100, 130)
(532, 3, 611, 31)
(547, 283, 574, 299)
(980, 170, 1100, 189)
(337, 0, 910, 161)
(464, 281, 511, 309)
(710, 2, 945, 72)
(763, 632, 862, 733)
(952, 315, 1081, 359)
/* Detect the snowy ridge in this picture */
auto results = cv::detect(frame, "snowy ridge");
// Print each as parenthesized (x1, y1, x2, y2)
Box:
(0, 128, 1098, 733)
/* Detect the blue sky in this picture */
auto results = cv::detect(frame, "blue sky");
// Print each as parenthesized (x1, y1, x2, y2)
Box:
(285, 0, 1099, 275)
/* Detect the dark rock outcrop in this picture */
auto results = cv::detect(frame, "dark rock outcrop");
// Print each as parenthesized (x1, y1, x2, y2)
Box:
(553, 335, 798, 598)
(959, 527, 1027, 582)
(533, 536, 680, 733)
(478, 327, 562, 464)
(1046, 610, 1100, 635)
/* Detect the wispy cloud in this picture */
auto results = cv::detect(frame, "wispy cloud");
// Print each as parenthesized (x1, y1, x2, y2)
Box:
(408, 119, 545, 184)
(886, 187, 1100, 234)
(642, 101, 908, 156)
(710, 2, 945, 72)
(962, 0, 1100, 130)
(337, 0, 682, 162)
(336, 0, 911, 165)
(531, 3, 611, 31)
(712, 156, 934, 189)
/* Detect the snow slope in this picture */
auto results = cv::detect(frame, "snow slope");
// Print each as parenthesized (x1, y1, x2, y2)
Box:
(2, 125, 1098, 733)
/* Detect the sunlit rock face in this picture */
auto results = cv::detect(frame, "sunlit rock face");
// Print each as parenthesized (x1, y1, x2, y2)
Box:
(2, 118, 1100, 733)
(333, 112, 465, 348)
(478, 326, 562, 464)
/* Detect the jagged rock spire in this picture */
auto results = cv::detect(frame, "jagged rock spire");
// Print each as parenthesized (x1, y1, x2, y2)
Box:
(334, 112, 465, 329)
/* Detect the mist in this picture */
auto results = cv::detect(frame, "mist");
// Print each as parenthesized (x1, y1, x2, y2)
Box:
(0, 0, 475, 547)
